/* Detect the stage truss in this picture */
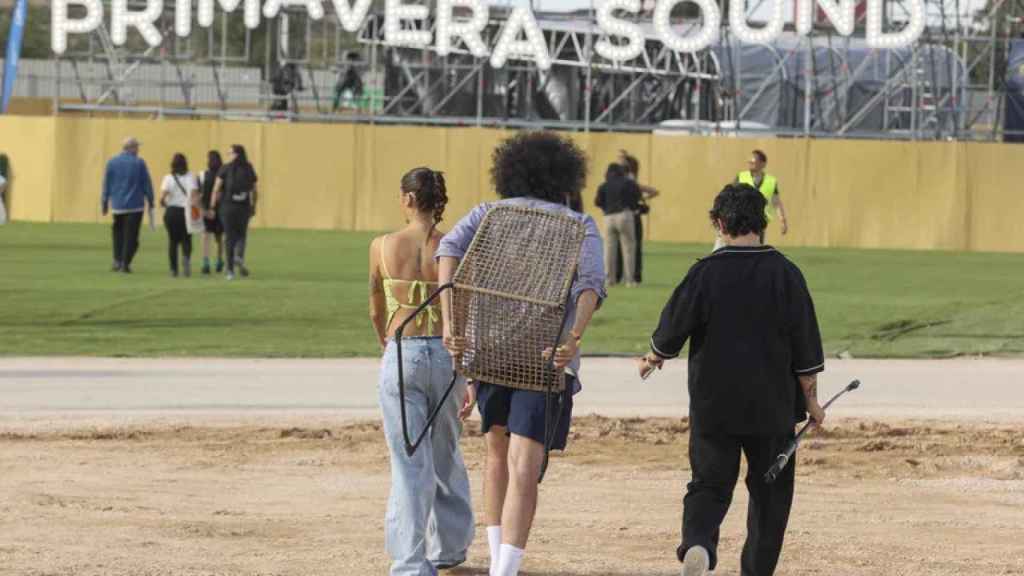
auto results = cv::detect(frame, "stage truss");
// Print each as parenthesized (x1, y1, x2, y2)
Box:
(32, 0, 1024, 140)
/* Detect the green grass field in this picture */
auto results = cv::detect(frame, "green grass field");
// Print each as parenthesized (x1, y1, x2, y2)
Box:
(1, 222, 1023, 358)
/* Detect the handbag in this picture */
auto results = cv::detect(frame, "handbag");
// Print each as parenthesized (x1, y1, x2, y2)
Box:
(174, 174, 204, 234)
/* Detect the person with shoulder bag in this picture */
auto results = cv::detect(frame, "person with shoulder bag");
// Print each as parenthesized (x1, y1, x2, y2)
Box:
(159, 153, 200, 277)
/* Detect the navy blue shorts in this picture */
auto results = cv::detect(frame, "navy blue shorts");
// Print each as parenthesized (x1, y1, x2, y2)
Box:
(475, 376, 575, 451)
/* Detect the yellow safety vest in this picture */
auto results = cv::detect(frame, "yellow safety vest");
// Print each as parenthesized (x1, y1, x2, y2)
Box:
(738, 170, 777, 221)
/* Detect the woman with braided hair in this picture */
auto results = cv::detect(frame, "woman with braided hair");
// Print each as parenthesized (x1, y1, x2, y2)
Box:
(369, 167, 474, 576)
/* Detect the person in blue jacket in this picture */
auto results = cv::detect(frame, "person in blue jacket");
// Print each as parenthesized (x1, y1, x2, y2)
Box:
(102, 138, 154, 273)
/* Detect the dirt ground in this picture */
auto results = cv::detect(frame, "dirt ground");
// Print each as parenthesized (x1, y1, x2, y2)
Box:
(1, 414, 1022, 576)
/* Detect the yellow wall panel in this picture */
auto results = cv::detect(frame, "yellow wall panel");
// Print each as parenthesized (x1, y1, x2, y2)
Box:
(0, 116, 55, 222)
(438, 128, 490, 228)
(964, 142, 1024, 253)
(261, 122, 357, 230)
(4, 115, 1024, 253)
(52, 117, 108, 223)
(355, 125, 447, 232)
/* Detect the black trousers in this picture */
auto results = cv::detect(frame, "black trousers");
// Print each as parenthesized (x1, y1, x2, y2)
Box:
(111, 211, 144, 268)
(679, 431, 795, 576)
(220, 204, 251, 272)
(163, 207, 192, 272)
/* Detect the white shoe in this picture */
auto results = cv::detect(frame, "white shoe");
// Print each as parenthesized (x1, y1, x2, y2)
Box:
(681, 545, 709, 576)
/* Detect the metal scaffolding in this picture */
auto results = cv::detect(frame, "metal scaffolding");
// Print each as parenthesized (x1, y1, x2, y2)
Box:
(27, 0, 1023, 140)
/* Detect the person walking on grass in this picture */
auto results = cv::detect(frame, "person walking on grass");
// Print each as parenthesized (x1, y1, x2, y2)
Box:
(438, 132, 606, 576)
(595, 162, 641, 287)
(617, 150, 659, 284)
(159, 153, 200, 278)
(198, 151, 225, 275)
(639, 183, 825, 576)
(0, 167, 7, 226)
(368, 167, 474, 576)
(211, 145, 258, 280)
(102, 138, 154, 274)
(736, 150, 788, 242)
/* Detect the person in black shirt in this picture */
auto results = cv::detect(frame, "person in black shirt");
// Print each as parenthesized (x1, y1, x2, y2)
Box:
(595, 163, 641, 286)
(638, 183, 826, 576)
(615, 150, 660, 284)
(199, 150, 225, 275)
(211, 144, 259, 280)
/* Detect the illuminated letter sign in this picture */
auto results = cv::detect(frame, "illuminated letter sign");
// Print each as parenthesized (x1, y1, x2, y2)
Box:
(49, 0, 929, 61)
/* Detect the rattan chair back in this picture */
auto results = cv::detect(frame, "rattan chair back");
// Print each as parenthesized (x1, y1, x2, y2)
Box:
(451, 205, 585, 393)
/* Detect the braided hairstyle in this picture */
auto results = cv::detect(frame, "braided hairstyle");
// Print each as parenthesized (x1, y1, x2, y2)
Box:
(400, 167, 448, 235)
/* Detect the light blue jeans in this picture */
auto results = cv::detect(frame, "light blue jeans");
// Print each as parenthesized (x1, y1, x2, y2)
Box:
(378, 337, 474, 576)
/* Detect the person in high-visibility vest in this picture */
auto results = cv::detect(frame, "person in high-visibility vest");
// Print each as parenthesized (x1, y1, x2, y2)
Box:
(736, 149, 788, 242)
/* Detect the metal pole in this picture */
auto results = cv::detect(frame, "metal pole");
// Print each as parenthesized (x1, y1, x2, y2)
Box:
(986, 7, 997, 136)
(952, 0, 962, 134)
(370, 19, 378, 121)
(476, 55, 485, 126)
(803, 38, 812, 136)
(911, 47, 919, 140)
(883, 51, 890, 131)
(584, 0, 593, 133)
(736, 34, 743, 130)
(52, 57, 60, 115)
(160, 44, 166, 118)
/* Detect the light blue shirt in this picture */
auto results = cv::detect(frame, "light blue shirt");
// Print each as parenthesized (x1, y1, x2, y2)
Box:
(435, 197, 607, 388)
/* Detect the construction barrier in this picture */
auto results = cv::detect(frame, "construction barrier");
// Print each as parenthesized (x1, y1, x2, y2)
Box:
(1, 116, 1022, 252)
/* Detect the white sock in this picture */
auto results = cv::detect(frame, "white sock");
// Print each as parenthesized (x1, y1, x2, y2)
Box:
(497, 543, 524, 576)
(487, 526, 502, 575)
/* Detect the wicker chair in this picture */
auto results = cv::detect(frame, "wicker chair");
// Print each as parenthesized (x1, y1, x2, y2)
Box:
(396, 205, 586, 475)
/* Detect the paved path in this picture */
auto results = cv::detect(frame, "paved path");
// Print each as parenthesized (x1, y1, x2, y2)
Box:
(1, 357, 1022, 422)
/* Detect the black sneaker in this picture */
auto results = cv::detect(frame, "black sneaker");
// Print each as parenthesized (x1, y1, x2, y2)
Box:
(122, 266, 132, 274)
(201, 262, 211, 275)
(432, 558, 466, 571)
(216, 260, 224, 273)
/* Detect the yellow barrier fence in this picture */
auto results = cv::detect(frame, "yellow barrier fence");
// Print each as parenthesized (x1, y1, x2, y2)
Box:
(1, 116, 1022, 252)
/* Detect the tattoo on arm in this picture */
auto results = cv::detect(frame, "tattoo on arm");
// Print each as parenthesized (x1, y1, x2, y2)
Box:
(369, 271, 384, 294)
(799, 374, 818, 402)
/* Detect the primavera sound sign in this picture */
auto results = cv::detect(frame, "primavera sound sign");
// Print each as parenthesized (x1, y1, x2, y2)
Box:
(51, 0, 925, 69)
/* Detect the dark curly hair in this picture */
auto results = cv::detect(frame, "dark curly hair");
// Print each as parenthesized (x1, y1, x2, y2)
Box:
(401, 167, 448, 232)
(490, 131, 587, 204)
(709, 183, 767, 238)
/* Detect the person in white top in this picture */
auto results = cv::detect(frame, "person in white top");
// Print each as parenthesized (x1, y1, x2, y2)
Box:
(159, 153, 200, 277)
(0, 171, 8, 225)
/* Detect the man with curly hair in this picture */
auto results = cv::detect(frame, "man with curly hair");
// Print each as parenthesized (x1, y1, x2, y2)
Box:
(436, 132, 606, 576)
(639, 184, 825, 576)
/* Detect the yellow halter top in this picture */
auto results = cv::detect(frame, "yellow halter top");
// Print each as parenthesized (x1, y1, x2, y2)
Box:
(380, 236, 440, 333)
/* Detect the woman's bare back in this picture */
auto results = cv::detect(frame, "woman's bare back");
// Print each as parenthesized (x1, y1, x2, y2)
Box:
(378, 227, 444, 338)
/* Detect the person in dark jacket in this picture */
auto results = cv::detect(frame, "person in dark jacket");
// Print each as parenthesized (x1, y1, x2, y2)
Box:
(199, 151, 225, 275)
(615, 151, 660, 284)
(101, 138, 154, 273)
(638, 183, 826, 576)
(595, 162, 641, 286)
(211, 144, 258, 280)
